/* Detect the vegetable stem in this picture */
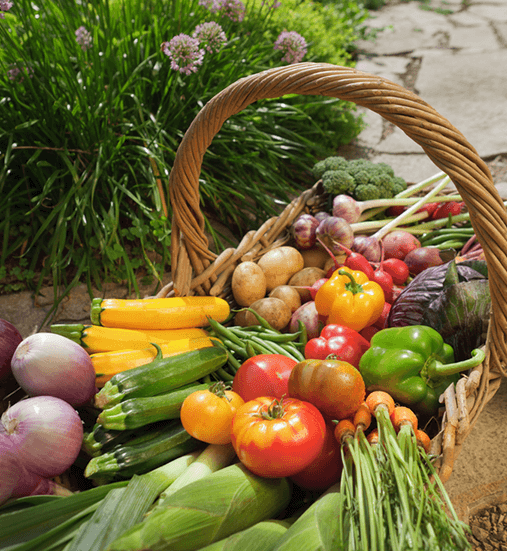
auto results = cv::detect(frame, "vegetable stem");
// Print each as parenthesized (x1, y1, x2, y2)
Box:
(425, 348, 486, 380)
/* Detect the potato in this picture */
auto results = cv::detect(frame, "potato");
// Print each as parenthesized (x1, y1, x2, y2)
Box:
(269, 285, 302, 314)
(300, 246, 330, 269)
(288, 267, 327, 302)
(231, 261, 267, 306)
(235, 297, 292, 332)
(257, 246, 305, 292)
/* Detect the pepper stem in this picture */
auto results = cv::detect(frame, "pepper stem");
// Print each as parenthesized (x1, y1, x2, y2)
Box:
(426, 348, 486, 380)
(338, 269, 363, 294)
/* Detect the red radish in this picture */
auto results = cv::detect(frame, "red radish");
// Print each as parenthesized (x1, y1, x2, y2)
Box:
(360, 325, 379, 342)
(381, 258, 410, 285)
(371, 245, 394, 303)
(293, 278, 329, 302)
(334, 242, 374, 279)
(431, 201, 465, 220)
(373, 302, 391, 329)
(382, 230, 421, 261)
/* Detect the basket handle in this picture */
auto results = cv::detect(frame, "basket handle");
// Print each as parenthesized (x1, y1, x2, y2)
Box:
(167, 62, 507, 374)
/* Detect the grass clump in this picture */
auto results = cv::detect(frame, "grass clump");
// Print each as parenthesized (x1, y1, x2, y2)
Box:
(0, 0, 371, 310)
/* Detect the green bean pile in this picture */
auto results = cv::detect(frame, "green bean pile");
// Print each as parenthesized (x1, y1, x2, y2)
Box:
(206, 310, 306, 379)
(419, 225, 474, 250)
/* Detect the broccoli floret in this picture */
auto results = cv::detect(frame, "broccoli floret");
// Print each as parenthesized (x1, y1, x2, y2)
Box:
(355, 184, 383, 201)
(312, 156, 349, 179)
(322, 170, 355, 195)
(353, 170, 371, 187)
(376, 162, 395, 177)
(391, 176, 408, 195)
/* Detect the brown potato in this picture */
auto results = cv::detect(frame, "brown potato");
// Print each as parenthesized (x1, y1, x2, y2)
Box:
(257, 246, 304, 292)
(289, 267, 326, 302)
(235, 297, 292, 332)
(300, 246, 330, 269)
(231, 261, 267, 307)
(269, 285, 302, 314)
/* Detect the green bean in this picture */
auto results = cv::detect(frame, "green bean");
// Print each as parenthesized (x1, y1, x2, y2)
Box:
(248, 335, 301, 361)
(420, 232, 473, 246)
(206, 318, 244, 347)
(433, 240, 469, 250)
(225, 350, 242, 373)
(246, 340, 258, 358)
(220, 338, 248, 359)
(247, 339, 274, 357)
(215, 366, 235, 382)
(229, 326, 301, 344)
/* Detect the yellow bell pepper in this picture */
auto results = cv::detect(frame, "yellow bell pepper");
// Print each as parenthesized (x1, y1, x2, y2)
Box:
(314, 266, 385, 332)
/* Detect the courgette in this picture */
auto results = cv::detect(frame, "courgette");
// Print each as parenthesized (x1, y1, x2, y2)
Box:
(84, 420, 204, 479)
(94, 344, 228, 409)
(97, 382, 211, 430)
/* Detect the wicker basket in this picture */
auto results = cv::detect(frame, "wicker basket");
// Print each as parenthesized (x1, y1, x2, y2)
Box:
(155, 62, 506, 483)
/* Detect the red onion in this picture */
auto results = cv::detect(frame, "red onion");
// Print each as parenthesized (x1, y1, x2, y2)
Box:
(316, 216, 354, 254)
(0, 319, 23, 381)
(352, 235, 381, 262)
(11, 332, 96, 406)
(0, 441, 20, 505)
(292, 214, 320, 250)
(0, 396, 83, 478)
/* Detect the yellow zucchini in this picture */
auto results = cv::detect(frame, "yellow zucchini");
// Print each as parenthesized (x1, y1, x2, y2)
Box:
(92, 337, 218, 387)
(50, 324, 209, 354)
(90, 297, 230, 330)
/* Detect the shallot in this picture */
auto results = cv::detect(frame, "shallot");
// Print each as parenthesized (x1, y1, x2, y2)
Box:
(0, 319, 22, 381)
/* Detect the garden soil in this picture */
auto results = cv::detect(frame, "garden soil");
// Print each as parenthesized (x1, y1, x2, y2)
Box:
(2, 0, 507, 548)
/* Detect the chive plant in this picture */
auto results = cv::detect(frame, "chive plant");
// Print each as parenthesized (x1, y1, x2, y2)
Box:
(0, 0, 369, 310)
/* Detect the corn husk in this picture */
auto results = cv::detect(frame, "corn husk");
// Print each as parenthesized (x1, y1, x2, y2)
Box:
(271, 486, 346, 551)
(197, 520, 290, 551)
(107, 463, 292, 551)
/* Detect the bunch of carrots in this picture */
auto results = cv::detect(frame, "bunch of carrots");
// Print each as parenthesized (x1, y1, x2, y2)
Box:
(331, 391, 471, 551)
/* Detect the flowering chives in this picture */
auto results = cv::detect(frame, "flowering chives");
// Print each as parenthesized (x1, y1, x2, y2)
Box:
(274, 31, 308, 64)
(75, 26, 92, 51)
(0, 0, 12, 18)
(199, 0, 246, 23)
(161, 34, 205, 75)
(193, 22, 227, 54)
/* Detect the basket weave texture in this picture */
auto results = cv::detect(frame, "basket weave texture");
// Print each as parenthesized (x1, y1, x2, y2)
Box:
(157, 62, 507, 482)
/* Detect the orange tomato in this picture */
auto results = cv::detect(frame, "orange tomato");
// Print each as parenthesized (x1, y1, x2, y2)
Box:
(180, 382, 244, 445)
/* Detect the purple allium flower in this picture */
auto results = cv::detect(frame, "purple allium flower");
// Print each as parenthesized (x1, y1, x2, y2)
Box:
(198, 0, 219, 9)
(7, 67, 21, 80)
(75, 26, 92, 51)
(261, 0, 281, 8)
(217, 0, 245, 22)
(7, 64, 33, 82)
(0, 0, 13, 18)
(274, 31, 307, 64)
(161, 34, 205, 75)
(193, 22, 227, 54)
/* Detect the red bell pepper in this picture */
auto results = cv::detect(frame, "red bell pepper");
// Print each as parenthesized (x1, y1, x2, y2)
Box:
(304, 324, 370, 368)
(431, 201, 465, 220)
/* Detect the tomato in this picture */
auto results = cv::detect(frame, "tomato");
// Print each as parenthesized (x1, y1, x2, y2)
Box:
(288, 358, 365, 420)
(232, 354, 297, 402)
(230, 396, 326, 478)
(180, 382, 244, 445)
(289, 423, 343, 490)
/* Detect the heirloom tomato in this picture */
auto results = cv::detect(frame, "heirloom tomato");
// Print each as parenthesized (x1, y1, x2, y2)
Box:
(232, 354, 297, 402)
(230, 396, 326, 478)
(180, 381, 244, 445)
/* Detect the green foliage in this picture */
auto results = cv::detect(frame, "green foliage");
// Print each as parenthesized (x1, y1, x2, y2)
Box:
(0, 0, 370, 307)
(317, 156, 408, 200)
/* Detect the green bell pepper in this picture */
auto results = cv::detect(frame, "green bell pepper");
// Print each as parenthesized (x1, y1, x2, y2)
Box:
(358, 325, 485, 416)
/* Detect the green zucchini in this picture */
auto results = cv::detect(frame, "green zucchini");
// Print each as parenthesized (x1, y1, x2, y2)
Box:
(84, 420, 204, 479)
(94, 344, 228, 409)
(97, 382, 211, 430)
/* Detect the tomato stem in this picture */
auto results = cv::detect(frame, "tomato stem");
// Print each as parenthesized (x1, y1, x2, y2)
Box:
(209, 381, 231, 400)
(259, 397, 286, 420)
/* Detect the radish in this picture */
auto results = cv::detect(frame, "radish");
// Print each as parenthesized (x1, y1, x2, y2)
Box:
(382, 230, 421, 261)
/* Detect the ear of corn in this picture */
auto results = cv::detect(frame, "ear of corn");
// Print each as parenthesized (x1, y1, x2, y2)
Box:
(271, 487, 346, 551)
(197, 520, 290, 551)
(51, 324, 209, 354)
(90, 297, 230, 330)
(106, 463, 292, 551)
(91, 337, 218, 387)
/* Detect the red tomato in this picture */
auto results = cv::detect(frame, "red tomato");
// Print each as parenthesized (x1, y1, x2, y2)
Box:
(290, 423, 343, 490)
(232, 354, 297, 402)
(230, 396, 326, 478)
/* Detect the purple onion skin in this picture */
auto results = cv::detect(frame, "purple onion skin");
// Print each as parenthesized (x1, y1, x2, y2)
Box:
(0, 319, 23, 381)
(314, 211, 331, 223)
(316, 216, 354, 254)
(289, 301, 323, 340)
(292, 214, 320, 250)
(352, 235, 381, 262)
(11, 332, 96, 406)
(332, 195, 361, 224)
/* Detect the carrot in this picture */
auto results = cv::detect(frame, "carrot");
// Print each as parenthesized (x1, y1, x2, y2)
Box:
(366, 428, 379, 446)
(414, 429, 431, 453)
(334, 419, 355, 446)
(390, 406, 418, 432)
(365, 391, 395, 418)
(353, 402, 372, 433)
